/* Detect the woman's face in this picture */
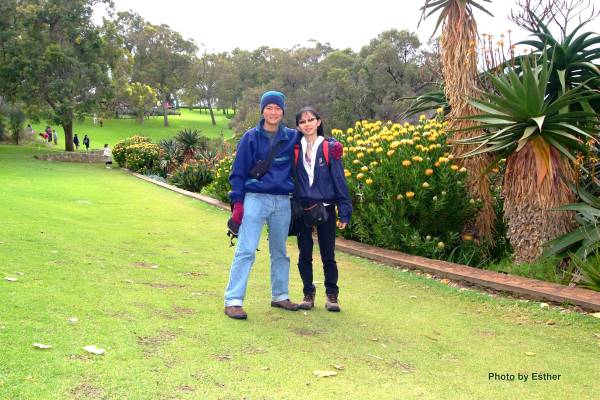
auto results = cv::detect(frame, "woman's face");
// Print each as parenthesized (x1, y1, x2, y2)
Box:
(297, 112, 321, 137)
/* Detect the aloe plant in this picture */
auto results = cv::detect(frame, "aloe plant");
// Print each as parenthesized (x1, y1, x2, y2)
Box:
(543, 186, 600, 259)
(456, 55, 599, 263)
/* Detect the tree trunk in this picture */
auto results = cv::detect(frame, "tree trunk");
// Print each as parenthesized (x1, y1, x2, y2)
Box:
(63, 120, 74, 151)
(440, 1, 495, 240)
(207, 98, 216, 126)
(503, 143, 576, 264)
(163, 102, 169, 126)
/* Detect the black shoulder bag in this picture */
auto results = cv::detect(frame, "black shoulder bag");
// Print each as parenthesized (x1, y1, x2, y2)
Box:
(248, 138, 285, 180)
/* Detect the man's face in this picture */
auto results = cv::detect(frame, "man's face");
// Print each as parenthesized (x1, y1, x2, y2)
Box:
(262, 104, 284, 126)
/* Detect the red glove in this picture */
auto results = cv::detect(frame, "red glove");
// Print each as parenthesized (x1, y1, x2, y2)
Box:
(232, 202, 244, 225)
(331, 142, 343, 160)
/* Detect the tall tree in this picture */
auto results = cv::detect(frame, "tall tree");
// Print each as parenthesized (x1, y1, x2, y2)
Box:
(0, 0, 114, 151)
(116, 12, 197, 126)
(419, 0, 496, 240)
(186, 54, 219, 126)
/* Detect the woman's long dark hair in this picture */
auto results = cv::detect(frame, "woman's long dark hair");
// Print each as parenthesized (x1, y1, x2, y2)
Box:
(295, 106, 325, 136)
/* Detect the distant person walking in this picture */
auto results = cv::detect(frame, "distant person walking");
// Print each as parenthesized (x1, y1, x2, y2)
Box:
(83, 135, 90, 151)
(99, 117, 104, 128)
(73, 134, 80, 150)
(53, 130, 58, 145)
(45, 126, 52, 143)
(103, 144, 113, 169)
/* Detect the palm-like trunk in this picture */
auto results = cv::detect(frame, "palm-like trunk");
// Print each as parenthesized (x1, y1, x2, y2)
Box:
(440, 1, 495, 240)
(503, 143, 576, 263)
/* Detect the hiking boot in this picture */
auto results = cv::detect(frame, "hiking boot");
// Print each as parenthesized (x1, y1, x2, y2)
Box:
(224, 306, 247, 320)
(270, 299, 300, 311)
(325, 293, 341, 312)
(298, 291, 316, 310)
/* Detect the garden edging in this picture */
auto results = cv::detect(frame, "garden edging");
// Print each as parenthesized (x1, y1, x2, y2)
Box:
(132, 172, 600, 312)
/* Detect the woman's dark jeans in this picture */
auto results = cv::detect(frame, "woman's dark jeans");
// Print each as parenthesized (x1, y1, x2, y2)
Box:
(296, 204, 339, 295)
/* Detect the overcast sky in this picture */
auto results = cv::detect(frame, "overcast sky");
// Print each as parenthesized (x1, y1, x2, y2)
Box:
(94, 0, 538, 53)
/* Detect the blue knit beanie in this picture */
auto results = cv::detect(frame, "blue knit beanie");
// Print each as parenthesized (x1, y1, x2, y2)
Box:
(260, 91, 286, 114)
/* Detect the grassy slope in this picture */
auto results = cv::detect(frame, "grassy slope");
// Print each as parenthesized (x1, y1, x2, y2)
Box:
(0, 145, 599, 399)
(27, 109, 235, 150)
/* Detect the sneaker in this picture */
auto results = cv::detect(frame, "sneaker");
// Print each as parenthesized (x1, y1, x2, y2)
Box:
(224, 306, 247, 320)
(325, 293, 341, 312)
(270, 299, 300, 311)
(298, 292, 315, 310)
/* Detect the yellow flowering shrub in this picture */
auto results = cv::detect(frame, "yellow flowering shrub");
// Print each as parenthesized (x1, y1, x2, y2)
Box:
(333, 111, 482, 261)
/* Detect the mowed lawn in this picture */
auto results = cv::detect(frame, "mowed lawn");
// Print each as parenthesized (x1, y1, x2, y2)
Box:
(28, 109, 235, 150)
(0, 145, 599, 400)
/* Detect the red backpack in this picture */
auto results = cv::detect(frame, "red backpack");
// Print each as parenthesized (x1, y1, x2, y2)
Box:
(293, 140, 329, 167)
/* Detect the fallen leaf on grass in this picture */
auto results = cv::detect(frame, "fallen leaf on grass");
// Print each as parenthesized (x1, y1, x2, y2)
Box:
(440, 278, 450, 284)
(525, 352, 536, 356)
(33, 343, 52, 349)
(124, 280, 134, 284)
(546, 320, 556, 326)
(409, 295, 417, 299)
(150, 265, 159, 269)
(370, 338, 378, 342)
(381, 343, 387, 348)
(261, 367, 269, 371)
(217, 355, 232, 360)
(16, 272, 24, 276)
(333, 365, 345, 370)
(67, 317, 78, 323)
(593, 333, 600, 339)
(592, 312, 600, 319)
(83, 345, 105, 355)
(359, 324, 367, 327)
(313, 370, 337, 377)
(540, 303, 550, 308)
(368, 354, 384, 360)
(50, 250, 58, 254)
(401, 268, 409, 272)
(179, 250, 189, 254)
(191, 292, 202, 296)
(4, 277, 17, 282)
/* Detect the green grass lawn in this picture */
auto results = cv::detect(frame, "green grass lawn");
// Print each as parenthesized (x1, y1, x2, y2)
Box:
(27, 109, 235, 150)
(1, 145, 599, 399)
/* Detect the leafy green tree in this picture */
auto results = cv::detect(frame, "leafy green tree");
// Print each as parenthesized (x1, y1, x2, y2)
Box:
(124, 82, 157, 124)
(0, 0, 114, 151)
(116, 12, 197, 127)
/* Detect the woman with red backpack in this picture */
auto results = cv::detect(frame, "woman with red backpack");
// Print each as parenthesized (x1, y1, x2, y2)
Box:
(292, 106, 352, 312)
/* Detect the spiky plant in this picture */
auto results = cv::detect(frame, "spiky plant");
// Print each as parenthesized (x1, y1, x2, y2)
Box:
(158, 138, 181, 174)
(458, 55, 599, 263)
(419, 0, 496, 240)
(518, 15, 600, 112)
(175, 129, 207, 164)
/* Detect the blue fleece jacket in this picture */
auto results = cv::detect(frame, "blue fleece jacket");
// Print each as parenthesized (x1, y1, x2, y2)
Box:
(229, 119, 299, 203)
(293, 138, 353, 224)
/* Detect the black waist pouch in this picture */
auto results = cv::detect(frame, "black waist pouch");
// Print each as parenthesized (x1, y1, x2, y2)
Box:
(302, 202, 329, 226)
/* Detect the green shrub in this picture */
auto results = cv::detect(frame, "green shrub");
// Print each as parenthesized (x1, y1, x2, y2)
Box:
(113, 135, 152, 167)
(203, 156, 233, 202)
(332, 111, 497, 265)
(124, 142, 160, 173)
(169, 162, 214, 193)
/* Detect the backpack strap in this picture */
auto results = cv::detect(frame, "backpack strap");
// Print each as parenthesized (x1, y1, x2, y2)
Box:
(323, 139, 330, 166)
(294, 143, 300, 166)
(294, 139, 331, 166)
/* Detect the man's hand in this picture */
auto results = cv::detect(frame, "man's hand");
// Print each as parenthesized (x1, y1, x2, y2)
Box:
(232, 202, 244, 224)
(337, 221, 347, 230)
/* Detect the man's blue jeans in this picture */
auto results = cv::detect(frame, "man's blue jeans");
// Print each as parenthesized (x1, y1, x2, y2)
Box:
(224, 193, 291, 307)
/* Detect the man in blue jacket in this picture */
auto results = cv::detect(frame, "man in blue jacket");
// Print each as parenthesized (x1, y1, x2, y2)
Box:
(224, 90, 300, 320)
